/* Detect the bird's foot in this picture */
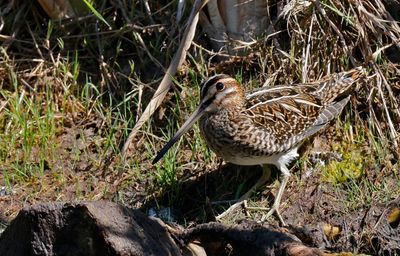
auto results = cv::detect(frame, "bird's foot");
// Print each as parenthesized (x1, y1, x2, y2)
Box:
(260, 203, 286, 226)
(215, 167, 275, 221)
(215, 199, 247, 220)
(215, 199, 286, 226)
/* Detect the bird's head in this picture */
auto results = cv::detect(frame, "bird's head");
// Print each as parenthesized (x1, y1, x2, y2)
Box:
(152, 74, 243, 164)
(199, 74, 245, 113)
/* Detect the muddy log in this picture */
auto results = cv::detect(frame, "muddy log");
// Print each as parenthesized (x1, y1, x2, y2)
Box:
(0, 201, 328, 256)
(180, 221, 325, 256)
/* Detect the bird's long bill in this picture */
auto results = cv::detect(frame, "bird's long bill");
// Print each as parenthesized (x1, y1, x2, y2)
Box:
(152, 102, 207, 164)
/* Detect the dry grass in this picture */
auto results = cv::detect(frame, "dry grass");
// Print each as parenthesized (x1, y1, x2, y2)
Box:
(0, 0, 399, 254)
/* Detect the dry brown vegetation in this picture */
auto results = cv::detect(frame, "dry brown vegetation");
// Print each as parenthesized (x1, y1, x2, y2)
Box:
(0, 0, 399, 254)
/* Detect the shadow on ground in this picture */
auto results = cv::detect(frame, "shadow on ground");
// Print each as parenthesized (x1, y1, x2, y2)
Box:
(142, 163, 274, 222)
(141, 161, 400, 255)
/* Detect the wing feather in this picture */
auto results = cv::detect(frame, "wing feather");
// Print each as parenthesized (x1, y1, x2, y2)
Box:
(241, 68, 362, 151)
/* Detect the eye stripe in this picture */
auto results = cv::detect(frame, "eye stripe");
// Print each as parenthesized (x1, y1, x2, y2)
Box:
(203, 95, 216, 108)
(201, 74, 231, 99)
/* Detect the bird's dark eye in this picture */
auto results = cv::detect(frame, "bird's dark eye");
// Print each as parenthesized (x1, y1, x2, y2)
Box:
(216, 82, 225, 91)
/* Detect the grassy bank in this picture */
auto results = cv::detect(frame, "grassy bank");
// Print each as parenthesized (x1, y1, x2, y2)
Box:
(0, 0, 399, 253)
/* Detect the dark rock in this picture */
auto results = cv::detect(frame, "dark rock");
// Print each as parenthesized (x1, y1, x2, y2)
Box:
(0, 201, 181, 256)
(0, 201, 330, 256)
(180, 221, 325, 256)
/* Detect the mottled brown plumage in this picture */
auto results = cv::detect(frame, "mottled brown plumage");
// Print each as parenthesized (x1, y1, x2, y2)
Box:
(153, 67, 364, 224)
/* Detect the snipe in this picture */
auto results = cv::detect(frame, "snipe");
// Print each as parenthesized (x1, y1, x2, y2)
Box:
(153, 68, 364, 224)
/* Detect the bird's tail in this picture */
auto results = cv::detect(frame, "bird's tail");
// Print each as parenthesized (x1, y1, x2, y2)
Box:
(315, 66, 366, 104)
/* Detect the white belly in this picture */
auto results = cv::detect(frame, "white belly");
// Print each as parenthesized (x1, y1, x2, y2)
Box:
(224, 147, 299, 171)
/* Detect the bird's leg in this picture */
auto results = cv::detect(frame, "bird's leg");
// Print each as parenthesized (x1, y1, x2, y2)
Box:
(238, 165, 271, 200)
(216, 166, 272, 220)
(261, 165, 290, 225)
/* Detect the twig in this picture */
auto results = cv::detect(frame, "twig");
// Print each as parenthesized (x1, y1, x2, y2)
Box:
(121, 0, 209, 160)
(142, 0, 156, 24)
(372, 63, 399, 153)
(133, 31, 165, 70)
(302, 12, 315, 83)
(311, 0, 356, 67)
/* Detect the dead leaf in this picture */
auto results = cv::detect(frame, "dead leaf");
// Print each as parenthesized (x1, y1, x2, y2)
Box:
(323, 223, 341, 240)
